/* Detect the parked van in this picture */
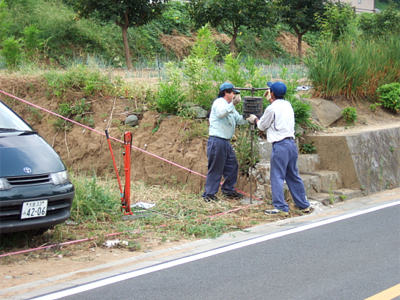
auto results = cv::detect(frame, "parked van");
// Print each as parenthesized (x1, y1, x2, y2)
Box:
(0, 100, 75, 234)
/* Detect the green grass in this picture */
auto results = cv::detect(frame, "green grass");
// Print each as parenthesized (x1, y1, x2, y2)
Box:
(0, 173, 309, 259)
(305, 36, 400, 101)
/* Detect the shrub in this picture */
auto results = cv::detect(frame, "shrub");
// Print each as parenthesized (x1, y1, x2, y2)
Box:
(183, 56, 216, 110)
(233, 126, 260, 175)
(316, 2, 357, 42)
(342, 107, 357, 125)
(21, 24, 43, 60)
(44, 64, 114, 97)
(156, 61, 185, 114)
(376, 82, 400, 113)
(156, 81, 185, 114)
(53, 98, 93, 130)
(287, 97, 313, 129)
(369, 104, 378, 112)
(0, 0, 10, 43)
(300, 141, 317, 154)
(158, 1, 191, 35)
(358, 1, 400, 37)
(0, 36, 22, 69)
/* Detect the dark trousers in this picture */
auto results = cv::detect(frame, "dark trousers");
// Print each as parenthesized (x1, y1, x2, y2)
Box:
(202, 137, 238, 197)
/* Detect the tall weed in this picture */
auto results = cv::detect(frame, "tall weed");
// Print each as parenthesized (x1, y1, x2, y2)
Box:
(44, 64, 115, 97)
(0, 0, 10, 43)
(156, 61, 185, 113)
(183, 56, 216, 110)
(305, 36, 400, 100)
(0, 36, 22, 69)
(71, 175, 120, 223)
(21, 24, 43, 60)
(275, 67, 313, 129)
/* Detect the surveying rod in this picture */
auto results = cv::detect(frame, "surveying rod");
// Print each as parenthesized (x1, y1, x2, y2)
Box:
(234, 87, 269, 204)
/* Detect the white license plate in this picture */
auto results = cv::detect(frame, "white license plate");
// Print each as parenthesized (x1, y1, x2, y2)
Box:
(21, 200, 48, 219)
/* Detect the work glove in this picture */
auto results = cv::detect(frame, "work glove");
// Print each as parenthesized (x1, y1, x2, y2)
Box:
(233, 94, 241, 105)
(246, 114, 258, 124)
(263, 89, 271, 101)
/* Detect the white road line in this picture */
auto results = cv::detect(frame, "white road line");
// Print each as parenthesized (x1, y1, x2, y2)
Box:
(32, 200, 400, 300)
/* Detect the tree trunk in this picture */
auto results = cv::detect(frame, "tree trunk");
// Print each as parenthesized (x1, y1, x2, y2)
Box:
(116, 11, 133, 71)
(121, 24, 133, 70)
(230, 27, 238, 55)
(293, 27, 309, 60)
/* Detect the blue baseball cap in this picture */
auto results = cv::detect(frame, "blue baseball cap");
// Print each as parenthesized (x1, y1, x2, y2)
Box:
(267, 81, 287, 98)
(219, 82, 240, 94)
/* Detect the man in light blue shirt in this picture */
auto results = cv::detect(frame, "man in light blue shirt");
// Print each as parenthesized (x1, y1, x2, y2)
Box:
(202, 82, 249, 202)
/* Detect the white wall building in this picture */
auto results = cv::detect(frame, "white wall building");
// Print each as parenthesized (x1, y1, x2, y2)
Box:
(331, 0, 377, 13)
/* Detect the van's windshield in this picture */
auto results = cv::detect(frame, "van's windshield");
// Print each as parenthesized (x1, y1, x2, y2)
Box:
(0, 101, 32, 132)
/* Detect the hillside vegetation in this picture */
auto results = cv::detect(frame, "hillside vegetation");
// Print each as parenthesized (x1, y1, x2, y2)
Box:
(0, 0, 397, 69)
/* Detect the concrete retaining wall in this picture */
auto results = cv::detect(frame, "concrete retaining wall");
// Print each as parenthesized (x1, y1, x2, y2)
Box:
(306, 124, 400, 195)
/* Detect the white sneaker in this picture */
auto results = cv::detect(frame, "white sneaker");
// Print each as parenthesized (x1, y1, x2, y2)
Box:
(265, 209, 289, 215)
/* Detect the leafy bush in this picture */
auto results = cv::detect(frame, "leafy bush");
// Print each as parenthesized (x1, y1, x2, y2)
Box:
(233, 126, 260, 175)
(53, 98, 94, 130)
(316, 2, 357, 42)
(236, 27, 281, 60)
(183, 56, 216, 110)
(276, 68, 313, 129)
(156, 81, 185, 114)
(158, 1, 192, 35)
(156, 61, 185, 114)
(342, 107, 357, 125)
(44, 64, 114, 97)
(21, 24, 43, 60)
(0, 0, 10, 43)
(182, 25, 219, 110)
(0, 36, 22, 69)
(358, 1, 400, 37)
(369, 103, 378, 112)
(376, 82, 400, 113)
(300, 141, 316, 154)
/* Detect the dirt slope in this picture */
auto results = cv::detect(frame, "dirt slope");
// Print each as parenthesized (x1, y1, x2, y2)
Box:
(1, 75, 399, 195)
(0, 75, 257, 195)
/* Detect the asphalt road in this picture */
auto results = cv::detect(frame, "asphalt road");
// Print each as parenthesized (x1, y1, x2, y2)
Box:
(34, 200, 400, 300)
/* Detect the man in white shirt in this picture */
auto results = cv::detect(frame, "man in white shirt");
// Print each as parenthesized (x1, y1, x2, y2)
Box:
(247, 81, 311, 214)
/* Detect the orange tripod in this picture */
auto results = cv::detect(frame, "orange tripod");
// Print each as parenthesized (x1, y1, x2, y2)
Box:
(105, 130, 133, 215)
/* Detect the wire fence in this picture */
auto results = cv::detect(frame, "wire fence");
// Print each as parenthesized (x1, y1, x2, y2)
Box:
(120, 60, 308, 82)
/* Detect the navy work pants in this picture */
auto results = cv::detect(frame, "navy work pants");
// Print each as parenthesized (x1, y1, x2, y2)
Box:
(270, 139, 310, 212)
(202, 137, 238, 197)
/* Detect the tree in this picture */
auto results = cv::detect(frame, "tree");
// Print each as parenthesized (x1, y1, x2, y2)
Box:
(276, 0, 326, 58)
(359, 1, 400, 37)
(189, 0, 274, 54)
(0, 0, 11, 43)
(73, 0, 167, 70)
(316, 2, 357, 42)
